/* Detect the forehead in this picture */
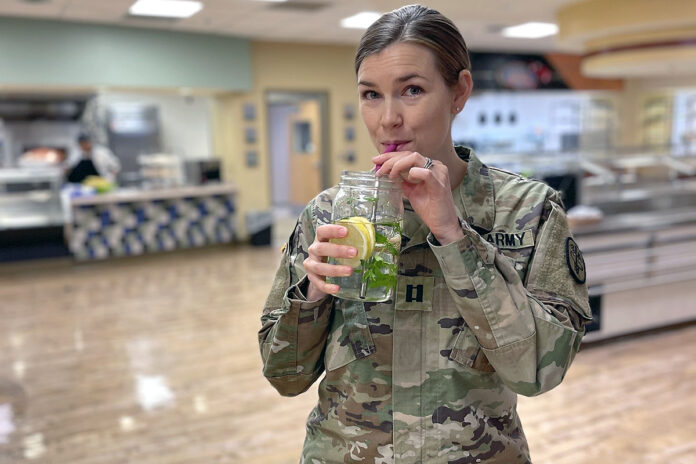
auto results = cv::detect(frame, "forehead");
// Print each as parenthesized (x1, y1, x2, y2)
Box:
(358, 42, 438, 82)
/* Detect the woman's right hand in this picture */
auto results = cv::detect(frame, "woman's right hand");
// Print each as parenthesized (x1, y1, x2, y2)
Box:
(303, 224, 357, 300)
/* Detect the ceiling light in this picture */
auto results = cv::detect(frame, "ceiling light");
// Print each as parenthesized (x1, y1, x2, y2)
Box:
(501, 22, 558, 39)
(341, 12, 381, 29)
(129, 0, 203, 19)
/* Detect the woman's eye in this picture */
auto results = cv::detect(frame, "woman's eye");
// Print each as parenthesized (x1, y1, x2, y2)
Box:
(362, 90, 379, 100)
(405, 86, 423, 97)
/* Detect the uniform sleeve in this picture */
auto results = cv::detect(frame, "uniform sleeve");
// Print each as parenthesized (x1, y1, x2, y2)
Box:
(428, 190, 592, 397)
(258, 201, 334, 397)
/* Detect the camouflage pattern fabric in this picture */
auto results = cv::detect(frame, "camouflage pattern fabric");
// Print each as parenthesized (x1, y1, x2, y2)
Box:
(259, 147, 592, 463)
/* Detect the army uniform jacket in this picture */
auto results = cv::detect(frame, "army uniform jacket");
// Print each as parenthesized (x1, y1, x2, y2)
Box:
(259, 147, 592, 464)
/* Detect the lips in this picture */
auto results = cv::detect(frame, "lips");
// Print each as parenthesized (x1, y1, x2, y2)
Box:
(382, 141, 410, 151)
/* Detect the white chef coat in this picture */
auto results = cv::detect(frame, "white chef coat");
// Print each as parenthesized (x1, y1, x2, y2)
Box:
(67, 144, 121, 183)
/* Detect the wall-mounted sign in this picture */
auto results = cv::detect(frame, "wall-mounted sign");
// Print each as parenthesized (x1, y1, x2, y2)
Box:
(244, 127, 257, 144)
(243, 103, 256, 121)
(343, 104, 355, 120)
(470, 52, 568, 91)
(246, 150, 258, 168)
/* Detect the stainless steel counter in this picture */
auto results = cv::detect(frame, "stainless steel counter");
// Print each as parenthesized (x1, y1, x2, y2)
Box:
(0, 167, 63, 230)
(575, 205, 696, 342)
(70, 183, 238, 206)
(574, 207, 696, 237)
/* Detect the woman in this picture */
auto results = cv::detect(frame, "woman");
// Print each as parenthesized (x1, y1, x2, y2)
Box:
(259, 5, 592, 463)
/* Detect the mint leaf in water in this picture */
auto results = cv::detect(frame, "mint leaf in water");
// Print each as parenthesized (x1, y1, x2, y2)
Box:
(361, 254, 397, 290)
(375, 232, 399, 256)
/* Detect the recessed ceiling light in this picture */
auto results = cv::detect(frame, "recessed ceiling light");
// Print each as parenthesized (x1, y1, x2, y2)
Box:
(501, 22, 558, 39)
(341, 12, 381, 29)
(129, 0, 203, 19)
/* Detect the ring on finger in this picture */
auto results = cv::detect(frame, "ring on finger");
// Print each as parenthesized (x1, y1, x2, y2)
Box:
(423, 157, 434, 170)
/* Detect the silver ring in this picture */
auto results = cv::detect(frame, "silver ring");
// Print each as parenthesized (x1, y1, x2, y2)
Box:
(423, 157, 434, 170)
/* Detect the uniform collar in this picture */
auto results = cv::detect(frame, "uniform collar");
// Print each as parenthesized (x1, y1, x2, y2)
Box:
(453, 147, 496, 234)
(401, 147, 495, 249)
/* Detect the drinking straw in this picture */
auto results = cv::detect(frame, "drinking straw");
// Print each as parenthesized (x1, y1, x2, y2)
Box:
(360, 144, 397, 299)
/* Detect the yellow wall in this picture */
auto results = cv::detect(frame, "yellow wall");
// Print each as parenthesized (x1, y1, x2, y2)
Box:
(213, 41, 376, 239)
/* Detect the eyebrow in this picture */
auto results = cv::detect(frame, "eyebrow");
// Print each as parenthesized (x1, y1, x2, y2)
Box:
(396, 73, 425, 83)
(357, 73, 425, 87)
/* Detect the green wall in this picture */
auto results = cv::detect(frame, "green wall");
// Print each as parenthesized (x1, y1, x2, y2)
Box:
(0, 18, 251, 91)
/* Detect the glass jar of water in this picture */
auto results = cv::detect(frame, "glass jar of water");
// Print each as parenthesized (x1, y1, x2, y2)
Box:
(327, 171, 403, 302)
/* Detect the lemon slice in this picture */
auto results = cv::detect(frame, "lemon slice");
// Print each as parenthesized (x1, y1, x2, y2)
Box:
(330, 217, 376, 269)
(350, 216, 376, 246)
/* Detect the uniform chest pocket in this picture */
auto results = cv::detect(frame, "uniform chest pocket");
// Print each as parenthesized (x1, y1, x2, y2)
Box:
(449, 326, 496, 373)
(324, 299, 376, 372)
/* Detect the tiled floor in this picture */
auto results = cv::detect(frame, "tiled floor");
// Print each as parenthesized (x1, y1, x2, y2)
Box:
(0, 244, 694, 463)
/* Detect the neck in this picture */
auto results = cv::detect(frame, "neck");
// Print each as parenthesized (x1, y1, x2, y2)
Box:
(440, 145, 467, 190)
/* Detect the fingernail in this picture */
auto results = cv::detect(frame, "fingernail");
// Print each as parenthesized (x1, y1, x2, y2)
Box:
(344, 267, 353, 276)
(348, 248, 357, 257)
(339, 227, 347, 236)
(329, 284, 339, 293)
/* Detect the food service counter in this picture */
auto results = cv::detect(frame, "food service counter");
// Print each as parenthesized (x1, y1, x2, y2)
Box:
(66, 184, 237, 260)
(574, 207, 696, 342)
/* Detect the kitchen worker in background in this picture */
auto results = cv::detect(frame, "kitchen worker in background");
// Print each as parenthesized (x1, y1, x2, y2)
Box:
(65, 133, 120, 184)
(260, 4, 591, 463)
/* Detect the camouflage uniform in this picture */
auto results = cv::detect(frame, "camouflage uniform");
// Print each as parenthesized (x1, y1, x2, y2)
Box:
(259, 147, 592, 463)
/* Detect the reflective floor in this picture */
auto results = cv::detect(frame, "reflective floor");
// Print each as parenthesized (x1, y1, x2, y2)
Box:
(0, 245, 694, 463)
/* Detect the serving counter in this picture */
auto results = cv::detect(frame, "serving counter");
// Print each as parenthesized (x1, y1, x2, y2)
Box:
(574, 196, 696, 342)
(66, 184, 237, 260)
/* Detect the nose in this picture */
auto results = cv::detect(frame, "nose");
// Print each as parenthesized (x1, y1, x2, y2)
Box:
(380, 98, 402, 129)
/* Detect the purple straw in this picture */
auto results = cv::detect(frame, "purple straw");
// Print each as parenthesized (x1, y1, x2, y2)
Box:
(376, 143, 398, 170)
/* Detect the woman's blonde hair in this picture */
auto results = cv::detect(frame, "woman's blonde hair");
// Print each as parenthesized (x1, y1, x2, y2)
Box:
(355, 4, 471, 87)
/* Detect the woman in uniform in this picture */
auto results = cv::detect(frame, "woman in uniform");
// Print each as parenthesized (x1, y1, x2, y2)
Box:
(259, 5, 592, 463)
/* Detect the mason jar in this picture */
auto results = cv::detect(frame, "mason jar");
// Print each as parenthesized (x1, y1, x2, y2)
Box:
(327, 171, 403, 302)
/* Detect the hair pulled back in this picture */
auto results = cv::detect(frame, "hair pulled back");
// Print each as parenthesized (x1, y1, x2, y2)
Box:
(355, 4, 470, 87)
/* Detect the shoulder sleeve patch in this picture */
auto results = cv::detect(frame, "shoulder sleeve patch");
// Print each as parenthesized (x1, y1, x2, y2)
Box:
(524, 201, 591, 321)
(565, 237, 586, 284)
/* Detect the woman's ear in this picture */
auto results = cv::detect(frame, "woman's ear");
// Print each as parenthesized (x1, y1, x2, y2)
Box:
(452, 69, 473, 115)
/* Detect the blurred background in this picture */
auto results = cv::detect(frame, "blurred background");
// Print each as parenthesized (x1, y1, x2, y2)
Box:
(0, 0, 694, 463)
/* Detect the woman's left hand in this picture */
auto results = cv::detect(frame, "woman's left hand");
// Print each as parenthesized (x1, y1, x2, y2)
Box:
(373, 151, 465, 245)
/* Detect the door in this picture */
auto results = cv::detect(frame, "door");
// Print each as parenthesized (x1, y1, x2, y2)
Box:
(267, 92, 329, 209)
(288, 99, 322, 205)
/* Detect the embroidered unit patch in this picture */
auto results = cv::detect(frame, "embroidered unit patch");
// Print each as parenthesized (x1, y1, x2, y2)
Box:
(565, 237, 586, 284)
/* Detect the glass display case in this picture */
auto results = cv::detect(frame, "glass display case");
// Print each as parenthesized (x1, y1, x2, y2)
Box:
(0, 167, 64, 230)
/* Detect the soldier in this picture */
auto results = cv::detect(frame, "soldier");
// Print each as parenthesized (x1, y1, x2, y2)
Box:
(259, 4, 591, 463)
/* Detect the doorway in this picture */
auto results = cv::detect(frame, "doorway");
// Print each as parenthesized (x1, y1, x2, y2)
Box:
(266, 91, 330, 210)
